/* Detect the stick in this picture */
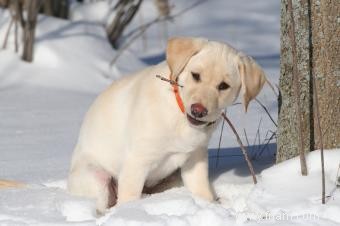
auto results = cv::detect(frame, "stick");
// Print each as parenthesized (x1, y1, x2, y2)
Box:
(221, 112, 257, 184)
(2, 17, 14, 49)
(313, 66, 325, 204)
(215, 109, 226, 168)
(243, 128, 250, 148)
(256, 117, 262, 153)
(251, 118, 262, 154)
(287, 0, 308, 176)
(314, 0, 329, 205)
(265, 79, 279, 97)
(155, 74, 183, 87)
(335, 163, 340, 188)
(256, 131, 276, 158)
(255, 98, 277, 127)
(14, 17, 18, 52)
(13, 0, 20, 53)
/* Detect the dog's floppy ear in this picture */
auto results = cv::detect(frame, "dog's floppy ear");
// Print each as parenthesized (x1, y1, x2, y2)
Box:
(237, 54, 266, 112)
(166, 37, 207, 81)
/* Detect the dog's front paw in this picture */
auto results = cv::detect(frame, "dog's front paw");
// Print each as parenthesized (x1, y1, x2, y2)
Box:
(117, 193, 141, 205)
(194, 189, 215, 202)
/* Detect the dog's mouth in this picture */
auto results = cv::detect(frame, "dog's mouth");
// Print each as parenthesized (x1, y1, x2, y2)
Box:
(186, 114, 215, 126)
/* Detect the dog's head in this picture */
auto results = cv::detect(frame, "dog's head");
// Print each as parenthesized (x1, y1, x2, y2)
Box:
(166, 37, 266, 127)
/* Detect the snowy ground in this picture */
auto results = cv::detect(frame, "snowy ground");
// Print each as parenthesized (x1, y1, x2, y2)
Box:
(0, 0, 339, 225)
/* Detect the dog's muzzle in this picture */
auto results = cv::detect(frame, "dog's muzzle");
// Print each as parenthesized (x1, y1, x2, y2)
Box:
(186, 114, 216, 127)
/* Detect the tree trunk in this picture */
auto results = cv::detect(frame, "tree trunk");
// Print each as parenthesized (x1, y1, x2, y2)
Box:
(310, 1, 339, 150)
(277, 0, 340, 162)
(22, 0, 39, 62)
(43, 0, 53, 16)
(57, 0, 69, 19)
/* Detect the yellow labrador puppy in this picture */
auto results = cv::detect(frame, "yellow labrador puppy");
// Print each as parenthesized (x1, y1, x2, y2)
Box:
(67, 37, 266, 213)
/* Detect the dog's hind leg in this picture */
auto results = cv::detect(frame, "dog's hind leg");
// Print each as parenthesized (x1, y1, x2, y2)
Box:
(67, 159, 117, 215)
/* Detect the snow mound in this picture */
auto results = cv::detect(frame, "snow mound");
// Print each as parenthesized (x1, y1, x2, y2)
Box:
(252, 149, 340, 224)
(98, 189, 232, 226)
(0, 9, 145, 93)
(0, 150, 339, 226)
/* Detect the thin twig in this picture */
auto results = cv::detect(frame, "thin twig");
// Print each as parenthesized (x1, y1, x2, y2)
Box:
(215, 109, 226, 168)
(313, 67, 325, 204)
(252, 118, 262, 154)
(311, 32, 326, 205)
(14, 17, 18, 52)
(265, 79, 279, 97)
(335, 163, 340, 188)
(256, 131, 276, 159)
(2, 17, 14, 49)
(13, 0, 20, 53)
(314, 0, 329, 205)
(243, 128, 250, 148)
(232, 102, 242, 106)
(255, 98, 278, 127)
(287, 0, 308, 176)
(221, 112, 257, 184)
(258, 130, 272, 157)
(257, 117, 262, 153)
(110, 0, 208, 66)
(155, 74, 183, 87)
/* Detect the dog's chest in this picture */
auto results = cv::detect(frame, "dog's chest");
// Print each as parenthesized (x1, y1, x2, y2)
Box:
(144, 128, 209, 185)
(170, 124, 211, 153)
(146, 152, 189, 186)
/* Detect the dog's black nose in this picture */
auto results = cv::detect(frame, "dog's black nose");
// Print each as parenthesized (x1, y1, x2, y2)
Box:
(191, 103, 208, 118)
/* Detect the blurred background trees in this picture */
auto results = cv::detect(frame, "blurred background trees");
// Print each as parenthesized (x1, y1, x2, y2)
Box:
(1, 0, 172, 61)
(106, 0, 143, 48)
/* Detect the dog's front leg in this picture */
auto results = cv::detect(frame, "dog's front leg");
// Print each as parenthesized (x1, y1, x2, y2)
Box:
(117, 155, 149, 204)
(181, 148, 215, 201)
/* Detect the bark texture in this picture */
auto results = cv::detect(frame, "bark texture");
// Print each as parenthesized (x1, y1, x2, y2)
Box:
(277, 0, 340, 162)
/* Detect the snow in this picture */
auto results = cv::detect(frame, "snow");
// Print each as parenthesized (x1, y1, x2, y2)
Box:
(0, 150, 339, 226)
(1, 0, 339, 225)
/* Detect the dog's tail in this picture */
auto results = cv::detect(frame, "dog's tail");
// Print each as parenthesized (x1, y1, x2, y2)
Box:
(0, 179, 25, 189)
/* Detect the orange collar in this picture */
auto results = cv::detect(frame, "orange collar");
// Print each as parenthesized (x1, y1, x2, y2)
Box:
(172, 83, 185, 114)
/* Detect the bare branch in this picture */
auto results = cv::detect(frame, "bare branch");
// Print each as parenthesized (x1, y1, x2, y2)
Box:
(215, 109, 226, 168)
(255, 98, 277, 127)
(336, 163, 340, 188)
(243, 128, 250, 148)
(155, 74, 183, 87)
(2, 17, 14, 49)
(313, 62, 325, 204)
(221, 112, 257, 184)
(256, 131, 276, 158)
(265, 78, 279, 97)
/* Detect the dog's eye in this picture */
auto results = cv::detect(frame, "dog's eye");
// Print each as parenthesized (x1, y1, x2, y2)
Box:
(191, 72, 201, 82)
(217, 82, 230, 91)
